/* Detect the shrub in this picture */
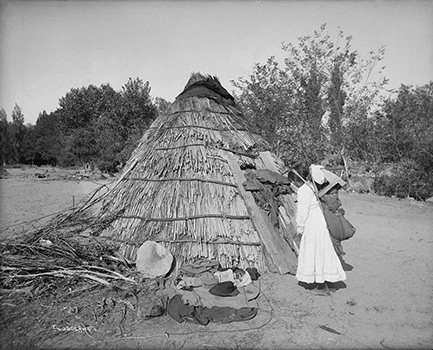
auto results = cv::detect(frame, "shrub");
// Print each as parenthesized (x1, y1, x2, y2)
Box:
(96, 160, 119, 174)
(57, 150, 76, 168)
(372, 161, 433, 200)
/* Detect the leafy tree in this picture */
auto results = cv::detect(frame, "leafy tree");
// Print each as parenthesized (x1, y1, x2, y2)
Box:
(56, 84, 120, 165)
(232, 57, 290, 151)
(1, 77, 160, 168)
(11, 103, 24, 125)
(58, 85, 105, 134)
(327, 58, 346, 149)
(20, 124, 37, 165)
(0, 108, 10, 165)
(94, 110, 125, 168)
(375, 83, 433, 173)
(233, 24, 387, 173)
(0, 109, 6, 122)
(232, 55, 328, 165)
(153, 97, 171, 115)
(115, 78, 158, 162)
(338, 45, 388, 168)
(9, 104, 26, 163)
(33, 111, 62, 165)
(54, 78, 157, 169)
(119, 78, 155, 128)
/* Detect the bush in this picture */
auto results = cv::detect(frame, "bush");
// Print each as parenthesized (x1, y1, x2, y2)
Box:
(372, 161, 433, 200)
(57, 150, 76, 168)
(96, 160, 120, 174)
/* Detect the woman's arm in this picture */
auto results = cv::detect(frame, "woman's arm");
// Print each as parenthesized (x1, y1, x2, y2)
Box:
(296, 184, 312, 235)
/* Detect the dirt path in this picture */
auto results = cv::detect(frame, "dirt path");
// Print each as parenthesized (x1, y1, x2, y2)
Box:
(1, 168, 432, 349)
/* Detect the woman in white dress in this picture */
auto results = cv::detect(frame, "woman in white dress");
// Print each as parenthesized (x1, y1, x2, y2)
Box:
(289, 164, 346, 296)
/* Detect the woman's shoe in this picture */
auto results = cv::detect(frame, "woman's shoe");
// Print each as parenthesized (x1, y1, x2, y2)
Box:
(326, 282, 337, 293)
(309, 287, 331, 296)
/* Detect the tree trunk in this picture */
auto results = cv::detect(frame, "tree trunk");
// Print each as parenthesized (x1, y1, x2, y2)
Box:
(340, 147, 351, 188)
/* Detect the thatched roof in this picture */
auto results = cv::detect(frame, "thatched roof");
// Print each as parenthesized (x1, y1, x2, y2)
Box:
(176, 73, 236, 106)
(96, 73, 295, 272)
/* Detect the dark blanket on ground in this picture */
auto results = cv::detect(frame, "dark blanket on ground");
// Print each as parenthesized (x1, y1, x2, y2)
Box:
(167, 294, 257, 325)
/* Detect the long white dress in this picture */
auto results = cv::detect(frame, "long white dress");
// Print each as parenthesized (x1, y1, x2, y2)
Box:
(295, 182, 346, 284)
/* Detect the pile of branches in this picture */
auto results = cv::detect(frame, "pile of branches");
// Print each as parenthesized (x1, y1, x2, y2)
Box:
(0, 209, 138, 300)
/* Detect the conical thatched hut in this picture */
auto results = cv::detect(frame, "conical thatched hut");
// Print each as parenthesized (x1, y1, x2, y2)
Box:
(96, 73, 297, 274)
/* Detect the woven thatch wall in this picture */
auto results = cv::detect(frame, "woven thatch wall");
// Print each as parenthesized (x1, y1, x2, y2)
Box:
(97, 76, 281, 271)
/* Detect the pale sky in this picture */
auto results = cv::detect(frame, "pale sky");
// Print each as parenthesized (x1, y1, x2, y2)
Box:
(0, 0, 432, 124)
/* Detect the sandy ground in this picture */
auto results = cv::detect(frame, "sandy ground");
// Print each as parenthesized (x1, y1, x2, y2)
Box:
(0, 167, 432, 349)
(0, 167, 114, 237)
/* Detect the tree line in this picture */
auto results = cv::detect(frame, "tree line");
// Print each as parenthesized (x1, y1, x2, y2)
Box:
(0, 78, 170, 172)
(1, 25, 432, 198)
(232, 25, 433, 199)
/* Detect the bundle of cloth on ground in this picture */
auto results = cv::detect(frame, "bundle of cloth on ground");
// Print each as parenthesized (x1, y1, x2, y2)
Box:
(167, 259, 261, 325)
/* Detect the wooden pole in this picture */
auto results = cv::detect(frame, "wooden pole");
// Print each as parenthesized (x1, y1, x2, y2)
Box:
(227, 153, 296, 274)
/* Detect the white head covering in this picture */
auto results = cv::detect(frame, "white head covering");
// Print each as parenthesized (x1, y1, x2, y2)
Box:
(310, 164, 325, 184)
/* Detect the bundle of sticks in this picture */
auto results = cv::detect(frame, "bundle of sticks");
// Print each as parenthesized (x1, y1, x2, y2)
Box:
(0, 212, 136, 299)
